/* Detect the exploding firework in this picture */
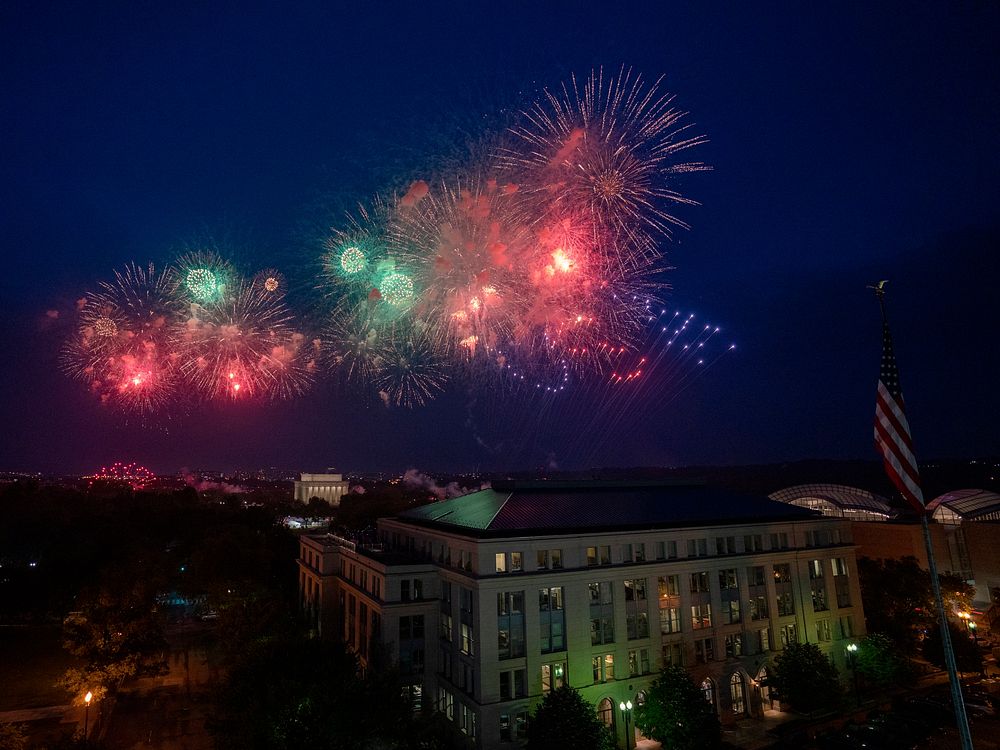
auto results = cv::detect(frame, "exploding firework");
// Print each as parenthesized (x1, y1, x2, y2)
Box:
(339, 246, 367, 275)
(378, 271, 415, 308)
(175, 251, 235, 304)
(320, 200, 394, 298)
(385, 176, 532, 358)
(321, 301, 385, 388)
(178, 281, 315, 401)
(62, 263, 184, 415)
(375, 325, 448, 408)
(253, 268, 288, 298)
(63, 68, 723, 421)
(93, 316, 119, 338)
(502, 66, 710, 251)
(87, 462, 156, 490)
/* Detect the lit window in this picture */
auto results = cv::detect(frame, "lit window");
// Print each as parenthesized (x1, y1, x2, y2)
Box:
(691, 603, 712, 629)
(592, 653, 614, 682)
(701, 678, 716, 705)
(597, 698, 614, 729)
(541, 662, 566, 693)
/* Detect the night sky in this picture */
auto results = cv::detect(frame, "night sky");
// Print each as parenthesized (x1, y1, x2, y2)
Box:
(2, 2, 998, 475)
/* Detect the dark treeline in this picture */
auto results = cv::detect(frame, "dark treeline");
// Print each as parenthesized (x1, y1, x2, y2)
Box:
(0, 480, 298, 624)
(0, 479, 454, 749)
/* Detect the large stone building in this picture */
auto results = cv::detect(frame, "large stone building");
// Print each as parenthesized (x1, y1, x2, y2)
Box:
(294, 472, 349, 506)
(771, 484, 1000, 606)
(299, 480, 866, 748)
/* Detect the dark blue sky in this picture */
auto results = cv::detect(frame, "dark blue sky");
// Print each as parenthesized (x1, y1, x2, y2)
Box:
(2, 2, 998, 474)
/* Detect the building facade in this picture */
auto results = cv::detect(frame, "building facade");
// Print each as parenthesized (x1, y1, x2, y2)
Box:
(294, 472, 349, 505)
(299, 480, 866, 748)
(771, 484, 1000, 607)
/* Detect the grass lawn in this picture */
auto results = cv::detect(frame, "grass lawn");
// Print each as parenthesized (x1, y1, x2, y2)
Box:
(0, 625, 78, 710)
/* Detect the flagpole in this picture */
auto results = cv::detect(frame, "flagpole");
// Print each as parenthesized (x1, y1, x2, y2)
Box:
(872, 283, 973, 750)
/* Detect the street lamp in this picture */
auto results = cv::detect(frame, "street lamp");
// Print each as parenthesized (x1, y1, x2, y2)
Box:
(846, 643, 860, 707)
(959, 612, 979, 646)
(619, 700, 634, 750)
(83, 691, 93, 737)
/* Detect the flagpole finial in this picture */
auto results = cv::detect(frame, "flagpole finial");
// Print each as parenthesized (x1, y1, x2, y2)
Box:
(867, 279, 889, 299)
(868, 280, 889, 319)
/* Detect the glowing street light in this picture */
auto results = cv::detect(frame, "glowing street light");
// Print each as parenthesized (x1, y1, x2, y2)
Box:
(84, 691, 93, 736)
(619, 699, 634, 750)
(959, 612, 979, 646)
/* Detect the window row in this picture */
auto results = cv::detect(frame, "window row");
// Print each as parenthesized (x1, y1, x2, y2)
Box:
(495, 548, 565, 573)
(493, 539, 851, 575)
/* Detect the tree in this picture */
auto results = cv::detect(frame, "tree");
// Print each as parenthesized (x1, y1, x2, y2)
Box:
(923, 621, 983, 676)
(210, 637, 416, 750)
(855, 633, 912, 689)
(771, 642, 841, 713)
(304, 497, 335, 518)
(858, 556, 975, 655)
(0, 723, 28, 750)
(526, 684, 613, 750)
(60, 577, 166, 699)
(634, 666, 721, 750)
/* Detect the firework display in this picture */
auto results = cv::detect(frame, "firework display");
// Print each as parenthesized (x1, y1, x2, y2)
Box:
(501, 66, 711, 248)
(87, 462, 156, 490)
(317, 67, 713, 406)
(63, 68, 730, 416)
(63, 258, 314, 413)
(178, 281, 316, 401)
(253, 268, 288, 298)
(62, 263, 185, 415)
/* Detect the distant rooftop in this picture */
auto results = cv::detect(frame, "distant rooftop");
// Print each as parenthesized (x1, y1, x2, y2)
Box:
(396, 480, 820, 537)
(927, 488, 1000, 524)
(769, 483, 897, 521)
(303, 533, 429, 566)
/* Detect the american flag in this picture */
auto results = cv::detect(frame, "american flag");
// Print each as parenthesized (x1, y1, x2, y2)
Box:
(874, 312, 925, 513)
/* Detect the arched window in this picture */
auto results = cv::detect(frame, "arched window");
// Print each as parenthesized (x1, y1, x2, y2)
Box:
(730, 672, 747, 716)
(635, 690, 647, 707)
(597, 698, 615, 731)
(701, 678, 715, 706)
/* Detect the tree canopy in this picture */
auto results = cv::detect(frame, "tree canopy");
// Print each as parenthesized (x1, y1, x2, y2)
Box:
(855, 633, 913, 689)
(526, 684, 613, 750)
(59, 576, 167, 701)
(771, 642, 841, 714)
(209, 637, 420, 750)
(858, 556, 974, 654)
(923, 621, 983, 676)
(634, 666, 721, 750)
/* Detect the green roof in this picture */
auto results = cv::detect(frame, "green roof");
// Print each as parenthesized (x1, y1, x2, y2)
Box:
(403, 488, 511, 530)
(397, 480, 819, 537)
